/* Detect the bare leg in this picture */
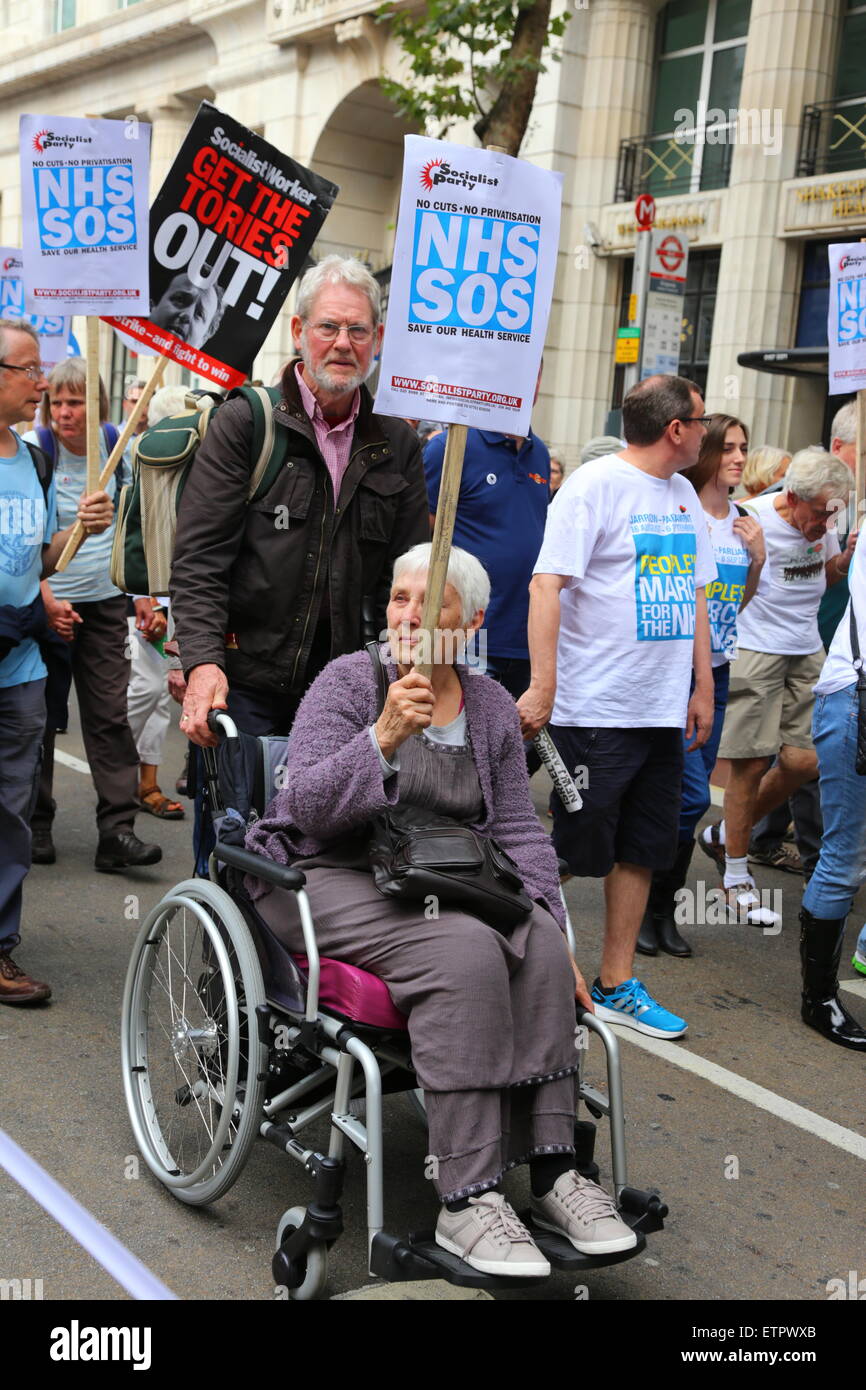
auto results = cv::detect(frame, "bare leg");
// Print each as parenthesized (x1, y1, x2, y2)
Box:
(723, 757, 768, 858)
(600, 862, 652, 987)
(751, 745, 818, 824)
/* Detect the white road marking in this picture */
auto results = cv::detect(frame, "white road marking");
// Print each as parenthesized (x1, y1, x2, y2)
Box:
(54, 749, 91, 775)
(610, 1027, 866, 1162)
(839, 976, 866, 1000)
(709, 785, 724, 807)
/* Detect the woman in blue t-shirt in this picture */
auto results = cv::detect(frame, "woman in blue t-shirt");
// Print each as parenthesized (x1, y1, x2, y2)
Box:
(638, 415, 765, 957)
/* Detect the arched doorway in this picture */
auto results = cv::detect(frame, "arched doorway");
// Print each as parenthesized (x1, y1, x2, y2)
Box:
(308, 80, 417, 279)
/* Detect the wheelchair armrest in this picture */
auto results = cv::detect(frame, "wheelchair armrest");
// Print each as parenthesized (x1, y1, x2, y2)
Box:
(212, 841, 307, 892)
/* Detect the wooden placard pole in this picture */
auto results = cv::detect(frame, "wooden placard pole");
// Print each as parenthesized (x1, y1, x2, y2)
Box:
(85, 317, 101, 495)
(414, 143, 506, 681)
(54, 354, 168, 573)
(415, 422, 468, 679)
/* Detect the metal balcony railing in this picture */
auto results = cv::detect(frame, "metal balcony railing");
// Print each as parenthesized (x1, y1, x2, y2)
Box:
(615, 130, 733, 204)
(797, 93, 866, 178)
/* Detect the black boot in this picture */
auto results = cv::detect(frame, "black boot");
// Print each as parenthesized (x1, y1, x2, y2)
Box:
(637, 870, 664, 956)
(653, 841, 694, 958)
(800, 908, 866, 1051)
(636, 901, 658, 955)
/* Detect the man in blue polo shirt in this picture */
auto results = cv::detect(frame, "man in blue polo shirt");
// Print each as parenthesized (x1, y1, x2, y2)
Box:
(423, 381, 551, 729)
(0, 318, 113, 1005)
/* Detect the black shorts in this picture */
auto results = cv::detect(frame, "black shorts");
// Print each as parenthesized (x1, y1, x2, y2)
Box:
(549, 725, 684, 878)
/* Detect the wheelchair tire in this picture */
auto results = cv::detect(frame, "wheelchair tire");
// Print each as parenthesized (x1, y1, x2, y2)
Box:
(275, 1207, 329, 1301)
(121, 878, 268, 1206)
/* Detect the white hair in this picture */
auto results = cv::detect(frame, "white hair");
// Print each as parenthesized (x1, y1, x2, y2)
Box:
(391, 543, 490, 623)
(784, 447, 853, 502)
(295, 255, 381, 325)
(830, 400, 857, 446)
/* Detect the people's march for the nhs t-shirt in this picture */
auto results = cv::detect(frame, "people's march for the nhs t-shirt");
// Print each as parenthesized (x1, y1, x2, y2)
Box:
(533, 454, 716, 728)
(704, 501, 751, 666)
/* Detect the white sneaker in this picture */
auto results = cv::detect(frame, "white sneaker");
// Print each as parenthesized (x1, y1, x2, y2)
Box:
(436, 1191, 550, 1277)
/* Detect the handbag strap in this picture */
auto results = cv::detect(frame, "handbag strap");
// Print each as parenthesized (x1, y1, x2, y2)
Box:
(365, 640, 389, 716)
(851, 601, 862, 671)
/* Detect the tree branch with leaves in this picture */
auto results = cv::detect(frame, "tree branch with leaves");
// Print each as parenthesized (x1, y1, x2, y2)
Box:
(377, 0, 569, 156)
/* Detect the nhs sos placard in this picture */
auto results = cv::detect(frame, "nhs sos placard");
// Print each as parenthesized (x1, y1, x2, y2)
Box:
(410, 208, 539, 335)
(375, 136, 562, 436)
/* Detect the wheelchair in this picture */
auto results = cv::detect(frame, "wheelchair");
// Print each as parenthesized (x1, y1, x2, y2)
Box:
(121, 711, 667, 1299)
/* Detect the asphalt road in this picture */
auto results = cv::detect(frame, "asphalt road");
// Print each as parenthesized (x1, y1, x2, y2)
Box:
(2, 701, 865, 1305)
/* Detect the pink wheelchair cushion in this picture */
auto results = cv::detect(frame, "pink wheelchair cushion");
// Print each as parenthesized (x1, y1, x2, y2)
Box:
(292, 955, 408, 1030)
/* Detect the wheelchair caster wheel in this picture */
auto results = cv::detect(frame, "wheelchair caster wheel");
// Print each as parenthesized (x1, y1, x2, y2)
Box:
(274, 1206, 328, 1301)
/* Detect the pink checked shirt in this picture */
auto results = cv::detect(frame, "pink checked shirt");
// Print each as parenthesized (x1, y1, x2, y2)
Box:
(295, 362, 360, 503)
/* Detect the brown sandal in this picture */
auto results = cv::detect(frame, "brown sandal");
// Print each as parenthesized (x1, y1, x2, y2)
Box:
(139, 786, 186, 820)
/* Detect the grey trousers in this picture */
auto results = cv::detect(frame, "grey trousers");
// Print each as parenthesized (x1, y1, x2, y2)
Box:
(33, 595, 140, 837)
(255, 866, 578, 1203)
(0, 678, 46, 950)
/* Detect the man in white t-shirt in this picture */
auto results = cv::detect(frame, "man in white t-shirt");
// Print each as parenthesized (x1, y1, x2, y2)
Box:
(700, 447, 854, 913)
(518, 375, 716, 1040)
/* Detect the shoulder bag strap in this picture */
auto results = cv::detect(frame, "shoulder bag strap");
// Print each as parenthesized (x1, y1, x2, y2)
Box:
(364, 640, 389, 716)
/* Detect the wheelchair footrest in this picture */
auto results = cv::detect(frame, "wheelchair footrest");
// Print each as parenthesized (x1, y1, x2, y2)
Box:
(617, 1186, 669, 1235)
(370, 1231, 549, 1290)
(521, 1212, 646, 1270)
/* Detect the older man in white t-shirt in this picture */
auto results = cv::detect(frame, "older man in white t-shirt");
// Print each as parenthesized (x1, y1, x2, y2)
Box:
(519, 375, 716, 1040)
(700, 447, 855, 918)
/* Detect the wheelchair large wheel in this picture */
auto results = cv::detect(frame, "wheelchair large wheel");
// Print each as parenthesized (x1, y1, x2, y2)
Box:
(121, 878, 268, 1206)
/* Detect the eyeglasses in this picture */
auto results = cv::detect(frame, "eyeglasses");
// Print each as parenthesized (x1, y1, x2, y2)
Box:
(671, 415, 713, 428)
(308, 321, 373, 344)
(0, 361, 45, 382)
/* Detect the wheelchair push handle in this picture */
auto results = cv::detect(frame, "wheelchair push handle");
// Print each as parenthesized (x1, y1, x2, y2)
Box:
(207, 709, 239, 740)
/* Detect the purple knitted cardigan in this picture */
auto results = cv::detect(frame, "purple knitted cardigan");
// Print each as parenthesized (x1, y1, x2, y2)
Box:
(244, 648, 565, 929)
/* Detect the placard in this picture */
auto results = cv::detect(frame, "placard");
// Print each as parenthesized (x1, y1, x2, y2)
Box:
(105, 103, 338, 389)
(828, 241, 866, 393)
(0, 247, 70, 370)
(19, 115, 150, 316)
(374, 136, 562, 435)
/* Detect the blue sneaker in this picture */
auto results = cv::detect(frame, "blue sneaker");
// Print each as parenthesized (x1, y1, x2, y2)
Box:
(591, 977, 687, 1039)
(852, 928, 866, 977)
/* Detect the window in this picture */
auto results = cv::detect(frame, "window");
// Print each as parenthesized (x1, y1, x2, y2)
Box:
(829, 0, 866, 175)
(610, 248, 720, 409)
(54, 0, 75, 30)
(644, 0, 750, 197)
(678, 249, 720, 395)
(109, 336, 137, 423)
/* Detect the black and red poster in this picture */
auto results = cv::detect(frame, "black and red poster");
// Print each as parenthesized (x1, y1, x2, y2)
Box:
(104, 102, 338, 388)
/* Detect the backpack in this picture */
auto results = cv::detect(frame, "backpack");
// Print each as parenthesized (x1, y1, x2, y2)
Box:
(25, 440, 53, 512)
(109, 385, 288, 596)
(36, 423, 120, 476)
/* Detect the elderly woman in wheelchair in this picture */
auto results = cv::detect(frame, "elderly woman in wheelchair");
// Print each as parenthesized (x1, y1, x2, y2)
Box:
(242, 543, 636, 1278)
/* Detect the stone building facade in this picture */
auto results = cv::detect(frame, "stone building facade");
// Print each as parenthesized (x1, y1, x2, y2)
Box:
(0, 0, 864, 460)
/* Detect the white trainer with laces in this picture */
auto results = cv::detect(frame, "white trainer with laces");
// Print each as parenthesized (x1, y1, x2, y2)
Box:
(531, 1171, 637, 1255)
(436, 1191, 550, 1277)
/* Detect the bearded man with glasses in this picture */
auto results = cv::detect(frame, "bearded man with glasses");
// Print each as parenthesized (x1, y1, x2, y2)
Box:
(171, 256, 429, 746)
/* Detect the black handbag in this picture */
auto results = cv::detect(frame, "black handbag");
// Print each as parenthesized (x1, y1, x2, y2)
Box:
(364, 644, 533, 933)
(849, 603, 866, 775)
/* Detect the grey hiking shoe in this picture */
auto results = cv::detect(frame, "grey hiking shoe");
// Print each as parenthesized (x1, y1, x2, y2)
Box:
(436, 1191, 550, 1277)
